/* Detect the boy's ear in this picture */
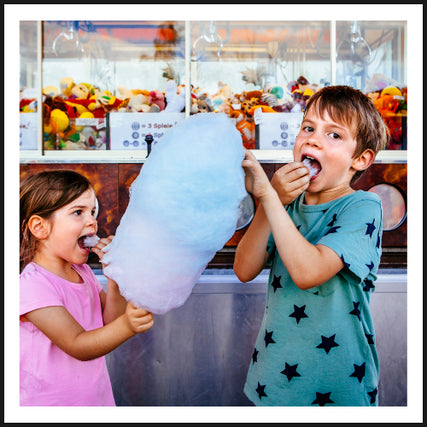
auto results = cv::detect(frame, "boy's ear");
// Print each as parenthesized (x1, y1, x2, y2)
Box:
(27, 215, 50, 240)
(352, 149, 375, 172)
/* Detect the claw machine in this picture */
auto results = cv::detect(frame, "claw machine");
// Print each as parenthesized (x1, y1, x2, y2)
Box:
(17, 15, 412, 409)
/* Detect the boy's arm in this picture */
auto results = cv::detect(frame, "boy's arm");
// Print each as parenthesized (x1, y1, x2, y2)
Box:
(242, 150, 344, 289)
(233, 203, 271, 282)
(259, 189, 344, 289)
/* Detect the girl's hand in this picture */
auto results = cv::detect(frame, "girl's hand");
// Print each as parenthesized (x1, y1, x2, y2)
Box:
(91, 235, 114, 263)
(241, 150, 275, 201)
(271, 162, 310, 205)
(124, 302, 154, 334)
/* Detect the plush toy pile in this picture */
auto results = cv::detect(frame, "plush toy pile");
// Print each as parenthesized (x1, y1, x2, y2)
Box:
(366, 85, 407, 150)
(21, 72, 407, 151)
(32, 75, 317, 150)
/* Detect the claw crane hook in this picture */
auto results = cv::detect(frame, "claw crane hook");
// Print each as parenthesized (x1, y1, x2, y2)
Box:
(192, 21, 223, 61)
(337, 21, 372, 65)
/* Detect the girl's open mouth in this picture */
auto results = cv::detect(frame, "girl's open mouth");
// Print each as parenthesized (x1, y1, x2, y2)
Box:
(302, 155, 321, 180)
(78, 235, 99, 249)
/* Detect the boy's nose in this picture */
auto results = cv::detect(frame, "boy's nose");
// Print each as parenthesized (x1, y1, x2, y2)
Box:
(305, 135, 320, 147)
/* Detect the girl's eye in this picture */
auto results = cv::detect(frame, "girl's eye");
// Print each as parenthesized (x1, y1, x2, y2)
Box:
(73, 209, 82, 216)
(91, 209, 97, 217)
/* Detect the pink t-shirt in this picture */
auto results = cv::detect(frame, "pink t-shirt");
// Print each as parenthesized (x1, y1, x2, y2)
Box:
(20, 262, 115, 406)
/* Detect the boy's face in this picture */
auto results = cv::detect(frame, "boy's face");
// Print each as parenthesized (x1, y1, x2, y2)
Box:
(293, 108, 359, 197)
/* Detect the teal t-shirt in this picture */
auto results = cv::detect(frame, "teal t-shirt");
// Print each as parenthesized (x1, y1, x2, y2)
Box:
(244, 190, 382, 406)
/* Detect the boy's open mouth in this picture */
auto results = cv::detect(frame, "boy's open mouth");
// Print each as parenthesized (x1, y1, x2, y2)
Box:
(302, 155, 321, 179)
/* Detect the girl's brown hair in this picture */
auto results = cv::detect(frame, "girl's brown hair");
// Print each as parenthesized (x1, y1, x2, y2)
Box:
(20, 170, 93, 271)
(303, 85, 390, 182)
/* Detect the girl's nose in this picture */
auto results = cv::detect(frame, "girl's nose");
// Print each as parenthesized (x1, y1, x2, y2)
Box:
(87, 214, 98, 227)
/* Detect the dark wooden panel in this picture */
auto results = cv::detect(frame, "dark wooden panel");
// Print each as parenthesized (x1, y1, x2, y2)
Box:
(20, 161, 407, 269)
(20, 163, 120, 237)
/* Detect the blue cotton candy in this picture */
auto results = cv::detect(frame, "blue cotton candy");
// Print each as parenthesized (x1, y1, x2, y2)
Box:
(103, 113, 247, 314)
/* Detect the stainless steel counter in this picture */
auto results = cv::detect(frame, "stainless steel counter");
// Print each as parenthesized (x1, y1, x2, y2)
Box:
(95, 269, 407, 406)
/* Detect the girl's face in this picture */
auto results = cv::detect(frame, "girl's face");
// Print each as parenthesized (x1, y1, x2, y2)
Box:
(293, 107, 358, 201)
(43, 188, 98, 266)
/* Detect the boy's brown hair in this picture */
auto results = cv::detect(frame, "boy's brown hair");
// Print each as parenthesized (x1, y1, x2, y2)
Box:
(304, 85, 390, 182)
(20, 170, 93, 271)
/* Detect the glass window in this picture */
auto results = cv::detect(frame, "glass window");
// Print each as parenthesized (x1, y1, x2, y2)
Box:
(19, 20, 408, 155)
(20, 21, 39, 150)
(40, 21, 185, 151)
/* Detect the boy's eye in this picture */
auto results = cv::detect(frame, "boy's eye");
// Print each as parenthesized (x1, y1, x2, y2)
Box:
(303, 126, 314, 133)
(328, 132, 341, 140)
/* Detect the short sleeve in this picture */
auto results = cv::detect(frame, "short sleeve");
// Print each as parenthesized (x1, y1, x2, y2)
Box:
(317, 192, 383, 281)
(20, 266, 65, 316)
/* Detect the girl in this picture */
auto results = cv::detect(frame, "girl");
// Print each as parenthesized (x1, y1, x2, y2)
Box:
(234, 86, 389, 406)
(20, 169, 154, 406)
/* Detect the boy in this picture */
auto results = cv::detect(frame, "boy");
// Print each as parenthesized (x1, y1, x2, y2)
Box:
(234, 85, 389, 406)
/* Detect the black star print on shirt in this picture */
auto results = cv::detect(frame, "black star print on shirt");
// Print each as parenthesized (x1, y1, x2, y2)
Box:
(252, 348, 259, 364)
(316, 334, 339, 354)
(280, 363, 301, 382)
(271, 275, 282, 292)
(365, 333, 375, 344)
(289, 304, 308, 324)
(264, 330, 276, 347)
(365, 219, 376, 237)
(363, 279, 375, 292)
(368, 387, 378, 404)
(349, 301, 361, 320)
(350, 362, 366, 383)
(256, 382, 267, 399)
(325, 225, 341, 235)
(366, 261, 375, 271)
(312, 391, 334, 406)
(327, 214, 338, 227)
(376, 233, 381, 248)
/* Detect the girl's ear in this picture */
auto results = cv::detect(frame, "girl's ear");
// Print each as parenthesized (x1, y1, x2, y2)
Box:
(27, 215, 50, 240)
(352, 149, 375, 172)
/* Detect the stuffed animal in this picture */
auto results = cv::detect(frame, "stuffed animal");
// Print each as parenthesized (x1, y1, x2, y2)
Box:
(59, 77, 75, 98)
(149, 89, 165, 111)
(43, 85, 59, 98)
(164, 80, 186, 113)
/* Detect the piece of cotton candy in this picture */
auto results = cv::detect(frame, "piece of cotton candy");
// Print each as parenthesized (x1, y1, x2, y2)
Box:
(83, 235, 100, 247)
(302, 157, 320, 178)
(103, 113, 247, 314)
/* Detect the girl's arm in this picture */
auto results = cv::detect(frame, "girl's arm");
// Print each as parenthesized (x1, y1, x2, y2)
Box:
(241, 150, 344, 289)
(24, 303, 154, 361)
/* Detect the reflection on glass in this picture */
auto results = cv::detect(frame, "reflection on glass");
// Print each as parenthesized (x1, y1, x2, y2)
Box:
(368, 183, 406, 231)
(20, 21, 38, 150)
(40, 21, 186, 150)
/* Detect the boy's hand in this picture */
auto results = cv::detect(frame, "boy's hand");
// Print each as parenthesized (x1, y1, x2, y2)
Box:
(271, 162, 310, 205)
(125, 302, 154, 334)
(242, 150, 276, 201)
